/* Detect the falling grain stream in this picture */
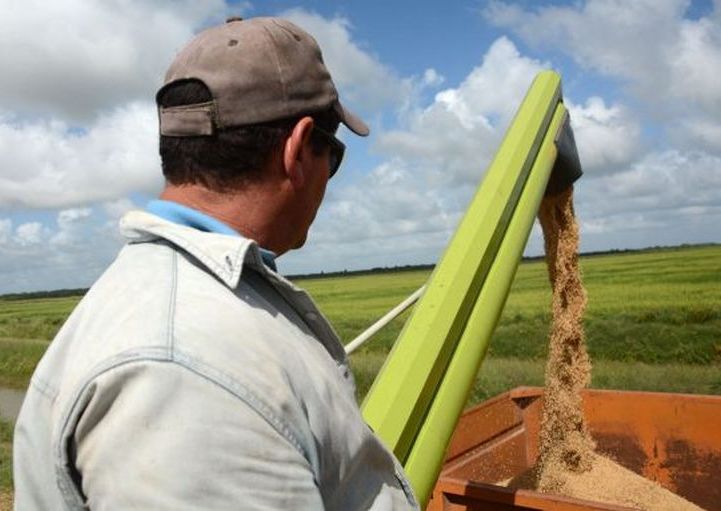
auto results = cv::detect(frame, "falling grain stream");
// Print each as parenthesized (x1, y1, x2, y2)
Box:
(502, 187, 705, 510)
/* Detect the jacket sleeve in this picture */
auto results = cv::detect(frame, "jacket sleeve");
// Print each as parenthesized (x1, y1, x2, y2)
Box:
(69, 359, 324, 510)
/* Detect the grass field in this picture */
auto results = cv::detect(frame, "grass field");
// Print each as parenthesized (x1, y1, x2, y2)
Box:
(0, 418, 11, 506)
(1, 244, 719, 393)
(299, 245, 721, 399)
(1, 244, 720, 500)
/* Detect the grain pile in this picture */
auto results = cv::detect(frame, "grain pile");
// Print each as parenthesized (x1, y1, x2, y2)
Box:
(516, 187, 704, 510)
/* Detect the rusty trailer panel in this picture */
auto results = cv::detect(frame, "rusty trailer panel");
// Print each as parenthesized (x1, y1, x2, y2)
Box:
(428, 387, 721, 511)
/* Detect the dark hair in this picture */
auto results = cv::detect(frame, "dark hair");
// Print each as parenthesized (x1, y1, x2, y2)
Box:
(158, 79, 340, 191)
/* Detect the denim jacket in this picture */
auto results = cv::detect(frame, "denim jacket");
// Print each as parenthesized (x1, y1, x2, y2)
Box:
(13, 210, 418, 510)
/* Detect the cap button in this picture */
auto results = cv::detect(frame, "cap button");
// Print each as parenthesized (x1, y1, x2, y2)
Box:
(226, 16, 243, 23)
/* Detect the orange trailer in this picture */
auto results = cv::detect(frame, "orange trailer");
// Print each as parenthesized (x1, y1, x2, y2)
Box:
(428, 387, 721, 511)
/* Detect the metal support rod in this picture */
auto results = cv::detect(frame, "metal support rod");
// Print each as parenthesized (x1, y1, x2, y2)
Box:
(345, 285, 427, 355)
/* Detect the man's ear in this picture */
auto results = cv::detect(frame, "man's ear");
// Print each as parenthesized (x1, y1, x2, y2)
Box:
(283, 116, 315, 188)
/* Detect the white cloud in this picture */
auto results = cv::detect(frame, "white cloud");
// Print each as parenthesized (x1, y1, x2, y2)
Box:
(567, 97, 641, 174)
(0, 102, 162, 209)
(0, 0, 228, 123)
(421, 69, 445, 88)
(483, 0, 686, 91)
(1, 4, 718, 292)
(669, 16, 721, 114)
(0, 6, 417, 212)
(577, 150, 721, 231)
(284, 35, 653, 275)
(52, 208, 92, 246)
(280, 8, 410, 113)
(678, 117, 721, 151)
(0, 219, 48, 248)
(313, 161, 458, 245)
(286, 29, 720, 275)
(102, 198, 138, 220)
(57, 207, 91, 227)
(0, 219, 10, 245)
(0, 207, 124, 293)
(377, 37, 548, 186)
(483, 1, 721, 255)
(484, 0, 721, 147)
(15, 222, 44, 246)
(285, 37, 554, 273)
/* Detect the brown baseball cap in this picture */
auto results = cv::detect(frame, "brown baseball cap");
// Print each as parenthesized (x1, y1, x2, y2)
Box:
(157, 16, 369, 137)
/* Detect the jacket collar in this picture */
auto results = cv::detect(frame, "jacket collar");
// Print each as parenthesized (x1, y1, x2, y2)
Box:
(120, 210, 349, 368)
(120, 210, 270, 290)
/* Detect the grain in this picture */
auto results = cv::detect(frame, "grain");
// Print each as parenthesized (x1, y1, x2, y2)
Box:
(529, 188, 703, 510)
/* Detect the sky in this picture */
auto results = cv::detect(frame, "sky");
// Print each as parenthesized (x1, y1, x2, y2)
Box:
(1, 0, 720, 294)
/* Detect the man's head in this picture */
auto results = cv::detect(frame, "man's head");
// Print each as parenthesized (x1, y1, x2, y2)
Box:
(155, 17, 368, 253)
(157, 79, 342, 190)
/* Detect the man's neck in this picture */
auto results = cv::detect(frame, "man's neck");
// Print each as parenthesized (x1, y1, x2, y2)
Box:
(159, 183, 290, 254)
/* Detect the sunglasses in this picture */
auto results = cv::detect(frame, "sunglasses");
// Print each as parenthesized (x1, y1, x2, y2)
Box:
(312, 125, 346, 179)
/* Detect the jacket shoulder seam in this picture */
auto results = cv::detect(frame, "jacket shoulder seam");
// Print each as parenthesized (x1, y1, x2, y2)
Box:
(167, 249, 178, 354)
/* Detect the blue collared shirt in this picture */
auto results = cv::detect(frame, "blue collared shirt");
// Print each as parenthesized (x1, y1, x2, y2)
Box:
(146, 200, 277, 271)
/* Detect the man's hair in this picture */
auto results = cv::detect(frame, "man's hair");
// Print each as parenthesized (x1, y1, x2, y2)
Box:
(158, 79, 340, 191)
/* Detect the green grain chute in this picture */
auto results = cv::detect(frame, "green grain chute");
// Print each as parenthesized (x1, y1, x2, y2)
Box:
(361, 70, 582, 507)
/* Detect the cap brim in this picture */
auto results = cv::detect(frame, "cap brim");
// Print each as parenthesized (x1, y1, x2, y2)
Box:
(337, 102, 369, 136)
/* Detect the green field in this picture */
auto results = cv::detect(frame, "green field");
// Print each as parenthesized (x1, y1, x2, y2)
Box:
(1, 244, 719, 394)
(1, 244, 720, 500)
(298, 245, 721, 400)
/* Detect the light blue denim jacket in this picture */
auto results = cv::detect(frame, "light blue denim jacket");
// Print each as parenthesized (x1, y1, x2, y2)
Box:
(13, 210, 418, 510)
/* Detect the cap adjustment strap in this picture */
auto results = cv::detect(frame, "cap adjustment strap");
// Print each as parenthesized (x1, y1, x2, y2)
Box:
(159, 101, 216, 137)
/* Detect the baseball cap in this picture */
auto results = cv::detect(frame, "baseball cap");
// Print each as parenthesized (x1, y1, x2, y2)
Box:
(157, 16, 369, 138)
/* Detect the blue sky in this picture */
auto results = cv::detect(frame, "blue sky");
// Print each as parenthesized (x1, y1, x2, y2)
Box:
(1, 0, 720, 293)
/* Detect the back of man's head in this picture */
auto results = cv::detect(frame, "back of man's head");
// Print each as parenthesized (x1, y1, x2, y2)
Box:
(156, 17, 368, 191)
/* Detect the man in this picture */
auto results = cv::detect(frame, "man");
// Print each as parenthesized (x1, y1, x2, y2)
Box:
(14, 17, 418, 510)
